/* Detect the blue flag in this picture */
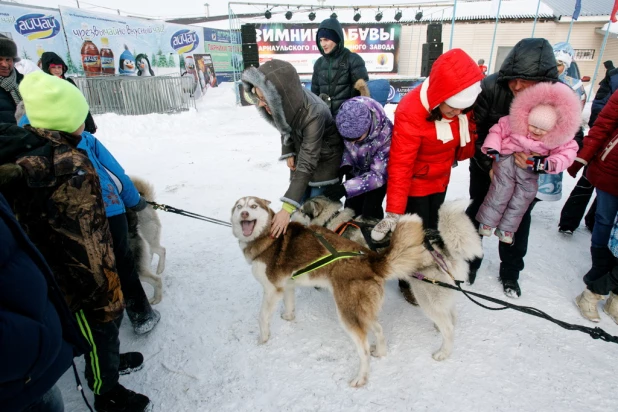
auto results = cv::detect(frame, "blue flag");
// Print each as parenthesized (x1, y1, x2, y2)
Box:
(573, 0, 582, 20)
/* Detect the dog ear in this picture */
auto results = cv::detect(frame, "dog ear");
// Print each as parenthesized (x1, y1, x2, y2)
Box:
(310, 199, 323, 218)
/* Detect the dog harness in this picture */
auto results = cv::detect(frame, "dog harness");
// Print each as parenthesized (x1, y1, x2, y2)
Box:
(291, 231, 364, 279)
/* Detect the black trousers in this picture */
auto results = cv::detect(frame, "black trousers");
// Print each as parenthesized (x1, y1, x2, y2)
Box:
(588, 258, 618, 295)
(399, 191, 447, 291)
(108, 214, 149, 320)
(344, 185, 387, 220)
(465, 160, 537, 281)
(75, 311, 121, 395)
(559, 167, 596, 231)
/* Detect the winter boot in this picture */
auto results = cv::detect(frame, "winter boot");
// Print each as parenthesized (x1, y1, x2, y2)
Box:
(126, 293, 161, 335)
(479, 224, 493, 237)
(583, 247, 614, 286)
(94, 383, 151, 412)
(399, 279, 418, 306)
(495, 229, 514, 244)
(603, 292, 618, 325)
(501, 278, 521, 298)
(575, 289, 603, 323)
(119, 352, 144, 376)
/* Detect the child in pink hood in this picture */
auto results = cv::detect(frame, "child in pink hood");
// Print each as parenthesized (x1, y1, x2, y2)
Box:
(476, 81, 581, 244)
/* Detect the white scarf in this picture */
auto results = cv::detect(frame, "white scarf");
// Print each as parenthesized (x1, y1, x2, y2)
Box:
(420, 77, 470, 147)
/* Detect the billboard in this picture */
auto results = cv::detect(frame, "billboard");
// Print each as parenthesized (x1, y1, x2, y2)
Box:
(255, 23, 401, 74)
(59, 6, 203, 77)
(0, 4, 70, 71)
(202, 27, 241, 84)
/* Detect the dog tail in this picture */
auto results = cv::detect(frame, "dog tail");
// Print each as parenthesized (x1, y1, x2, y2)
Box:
(130, 176, 156, 202)
(437, 199, 483, 262)
(373, 214, 428, 280)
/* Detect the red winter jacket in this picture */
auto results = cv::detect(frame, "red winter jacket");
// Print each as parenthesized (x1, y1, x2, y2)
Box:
(386, 49, 483, 214)
(578, 89, 618, 196)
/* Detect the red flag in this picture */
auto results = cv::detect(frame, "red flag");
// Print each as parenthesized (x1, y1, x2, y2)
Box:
(612, 0, 618, 23)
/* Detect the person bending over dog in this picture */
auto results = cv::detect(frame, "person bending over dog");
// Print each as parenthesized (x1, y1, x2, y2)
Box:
(370, 49, 483, 304)
(322, 96, 392, 220)
(242, 60, 343, 239)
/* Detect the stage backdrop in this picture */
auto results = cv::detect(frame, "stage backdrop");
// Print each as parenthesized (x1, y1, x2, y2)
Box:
(255, 23, 401, 74)
(59, 6, 203, 77)
(0, 4, 70, 71)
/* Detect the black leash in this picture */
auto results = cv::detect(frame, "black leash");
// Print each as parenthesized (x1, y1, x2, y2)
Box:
(409, 272, 618, 344)
(72, 361, 94, 412)
(147, 201, 232, 227)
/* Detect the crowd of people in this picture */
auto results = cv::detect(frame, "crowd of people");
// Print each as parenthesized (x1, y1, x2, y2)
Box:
(1, 16, 618, 411)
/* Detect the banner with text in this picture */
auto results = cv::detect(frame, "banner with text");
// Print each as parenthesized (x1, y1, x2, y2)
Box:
(202, 27, 241, 84)
(255, 23, 401, 74)
(0, 4, 70, 71)
(59, 6, 203, 77)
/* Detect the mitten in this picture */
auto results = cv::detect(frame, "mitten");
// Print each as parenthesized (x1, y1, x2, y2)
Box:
(486, 149, 500, 162)
(567, 161, 584, 178)
(130, 196, 148, 212)
(323, 183, 347, 201)
(371, 212, 401, 241)
(526, 155, 549, 173)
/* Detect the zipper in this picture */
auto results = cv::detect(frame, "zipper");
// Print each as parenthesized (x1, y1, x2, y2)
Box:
(600, 134, 618, 162)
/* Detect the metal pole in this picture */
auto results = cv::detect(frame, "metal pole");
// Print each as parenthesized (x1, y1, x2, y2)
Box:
(415, 23, 422, 76)
(487, 0, 502, 74)
(587, 20, 613, 103)
(76, 0, 80, 8)
(531, 0, 542, 37)
(449, 0, 457, 50)
(566, 17, 575, 42)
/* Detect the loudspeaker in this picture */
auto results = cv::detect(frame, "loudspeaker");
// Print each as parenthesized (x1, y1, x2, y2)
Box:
(241, 24, 257, 44)
(421, 57, 437, 77)
(427, 23, 442, 43)
(242, 43, 259, 69)
(422, 42, 444, 60)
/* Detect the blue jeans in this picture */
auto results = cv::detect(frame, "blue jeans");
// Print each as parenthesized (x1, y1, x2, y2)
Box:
(22, 385, 64, 412)
(299, 185, 327, 204)
(591, 189, 618, 249)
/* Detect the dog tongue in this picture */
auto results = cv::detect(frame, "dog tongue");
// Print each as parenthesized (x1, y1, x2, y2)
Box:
(241, 220, 255, 236)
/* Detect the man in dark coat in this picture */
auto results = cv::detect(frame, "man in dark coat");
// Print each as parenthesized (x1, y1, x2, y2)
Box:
(0, 193, 87, 412)
(466, 38, 559, 298)
(242, 59, 343, 238)
(0, 36, 23, 124)
(311, 17, 370, 116)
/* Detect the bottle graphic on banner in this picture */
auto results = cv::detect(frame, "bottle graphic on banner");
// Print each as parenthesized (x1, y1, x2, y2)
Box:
(100, 37, 115, 75)
(80, 24, 101, 76)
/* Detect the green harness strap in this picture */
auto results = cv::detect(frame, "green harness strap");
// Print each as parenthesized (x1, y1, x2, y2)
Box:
(291, 231, 364, 279)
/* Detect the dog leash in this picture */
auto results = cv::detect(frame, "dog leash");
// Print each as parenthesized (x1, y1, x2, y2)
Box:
(411, 252, 618, 344)
(146, 201, 232, 227)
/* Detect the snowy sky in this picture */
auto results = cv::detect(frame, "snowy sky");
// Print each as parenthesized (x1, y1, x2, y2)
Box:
(16, 0, 446, 19)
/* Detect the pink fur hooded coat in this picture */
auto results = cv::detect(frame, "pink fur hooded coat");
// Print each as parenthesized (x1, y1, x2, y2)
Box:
(482, 81, 581, 173)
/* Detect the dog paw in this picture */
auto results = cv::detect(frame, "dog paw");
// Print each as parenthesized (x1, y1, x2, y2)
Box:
(258, 333, 270, 345)
(432, 350, 450, 361)
(281, 312, 295, 321)
(149, 297, 162, 305)
(349, 375, 368, 388)
(370, 344, 386, 358)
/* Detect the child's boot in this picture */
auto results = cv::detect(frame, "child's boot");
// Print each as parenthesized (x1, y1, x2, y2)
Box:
(575, 289, 603, 322)
(94, 383, 151, 412)
(603, 292, 618, 325)
(478, 224, 493, 237)
(495, 229, 514, 244)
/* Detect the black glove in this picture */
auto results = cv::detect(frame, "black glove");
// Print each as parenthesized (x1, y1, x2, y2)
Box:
(339, 165, 353, 181)
(130, 196, 148, 212)
(323, 183, 347, 201)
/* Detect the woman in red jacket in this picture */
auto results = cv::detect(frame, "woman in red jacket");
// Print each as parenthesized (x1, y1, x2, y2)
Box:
(371, 48, 483, 303)
(568, 89, 618, 319)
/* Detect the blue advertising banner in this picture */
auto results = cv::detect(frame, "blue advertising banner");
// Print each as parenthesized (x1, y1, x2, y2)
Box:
(0, 4, 70, 72)
(59, 6, 203, 77)
(202, 27, 241, 84)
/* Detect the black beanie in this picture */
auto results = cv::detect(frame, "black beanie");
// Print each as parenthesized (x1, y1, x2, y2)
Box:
(317, 28, 340, 44)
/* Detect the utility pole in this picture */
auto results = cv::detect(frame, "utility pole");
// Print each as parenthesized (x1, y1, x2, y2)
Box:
(76, 0, 80, 8)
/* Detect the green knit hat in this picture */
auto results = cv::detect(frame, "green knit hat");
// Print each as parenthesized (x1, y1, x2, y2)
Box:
(19, 71, 89, 133)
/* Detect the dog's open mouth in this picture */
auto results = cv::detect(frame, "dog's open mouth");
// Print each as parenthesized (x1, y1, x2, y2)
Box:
(241, 220, 256, 236)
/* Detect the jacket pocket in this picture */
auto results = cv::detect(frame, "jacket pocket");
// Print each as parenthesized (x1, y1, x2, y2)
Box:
(413, 164, 429, 178)
(600, 134, 618, 162)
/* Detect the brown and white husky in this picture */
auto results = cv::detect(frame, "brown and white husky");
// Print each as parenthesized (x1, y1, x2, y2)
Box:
(231, 197, 482, 387)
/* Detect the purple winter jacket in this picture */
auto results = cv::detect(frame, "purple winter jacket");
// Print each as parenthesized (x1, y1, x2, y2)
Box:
(341, 97, 393, 198)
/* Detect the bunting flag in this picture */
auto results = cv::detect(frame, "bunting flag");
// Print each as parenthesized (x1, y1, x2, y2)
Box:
(612, 0, 618, 23)
(573, 0, 581, 20)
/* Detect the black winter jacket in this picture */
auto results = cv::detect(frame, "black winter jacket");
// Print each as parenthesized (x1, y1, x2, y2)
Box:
(311, 18, 369, 116)
(472, 38, 559, 172)
(0, 193, 86, 411)
(242, 60, 343, 207)
(0, 70, 23, 124)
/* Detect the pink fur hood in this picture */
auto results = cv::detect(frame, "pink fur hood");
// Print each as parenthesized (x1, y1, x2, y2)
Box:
(508, 81, 581, 149)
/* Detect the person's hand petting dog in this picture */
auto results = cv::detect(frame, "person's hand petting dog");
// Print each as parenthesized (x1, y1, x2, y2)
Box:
(270, 209, 291, 238)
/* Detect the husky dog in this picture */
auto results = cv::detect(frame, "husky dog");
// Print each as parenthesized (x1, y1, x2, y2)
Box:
(231, 196, 482, 387)
(128, 176, 166, 304)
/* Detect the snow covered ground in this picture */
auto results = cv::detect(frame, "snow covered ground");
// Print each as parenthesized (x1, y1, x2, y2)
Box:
(58, 84, 616, 411)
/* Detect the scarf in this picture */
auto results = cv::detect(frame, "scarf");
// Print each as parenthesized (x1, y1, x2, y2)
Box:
(0, 69, 22, 105)
(419, 77, 470, 147)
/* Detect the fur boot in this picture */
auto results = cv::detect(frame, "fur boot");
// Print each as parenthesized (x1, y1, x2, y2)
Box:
(603, 292, 618, 325)
(575, 289, 603, 323)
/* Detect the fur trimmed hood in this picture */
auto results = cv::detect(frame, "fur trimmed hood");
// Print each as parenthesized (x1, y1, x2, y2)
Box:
(241, 60, 305, 143)
(509, 81, 581, 149)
